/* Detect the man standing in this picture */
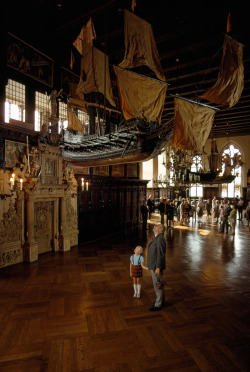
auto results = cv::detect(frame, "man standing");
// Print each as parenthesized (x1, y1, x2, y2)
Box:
(140, 200, 148, 230)
(220, 201, 232, 234)
(176, 196, 182, 222)
(147, 224, 166, 311)
(158, 198, 166, 226)
(147, 195, 154, 221)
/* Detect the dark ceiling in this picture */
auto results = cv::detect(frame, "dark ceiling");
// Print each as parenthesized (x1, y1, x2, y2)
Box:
(4, 0, 250, 138)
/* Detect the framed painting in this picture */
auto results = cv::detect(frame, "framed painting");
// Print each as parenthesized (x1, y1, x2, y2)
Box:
(7, 33, 54, 87)
(5, 140, 27, 168)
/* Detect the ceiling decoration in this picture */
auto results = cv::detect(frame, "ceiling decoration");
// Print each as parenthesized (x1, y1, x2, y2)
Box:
(7, 0, 250, 138)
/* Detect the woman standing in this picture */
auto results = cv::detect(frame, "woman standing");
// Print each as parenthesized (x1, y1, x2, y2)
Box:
(229, 204, 237, 235)
(197, 197, 204, 222)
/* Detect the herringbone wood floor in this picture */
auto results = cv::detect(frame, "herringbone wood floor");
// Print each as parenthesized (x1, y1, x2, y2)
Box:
(0, 214, 250, 371)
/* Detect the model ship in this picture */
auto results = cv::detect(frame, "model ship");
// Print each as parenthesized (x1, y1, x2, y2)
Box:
(60, 9, 244, 177)
(60, 9, 173, 167)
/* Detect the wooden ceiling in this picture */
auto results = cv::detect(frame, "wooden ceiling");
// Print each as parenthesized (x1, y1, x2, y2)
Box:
(6, 0, 250, 138)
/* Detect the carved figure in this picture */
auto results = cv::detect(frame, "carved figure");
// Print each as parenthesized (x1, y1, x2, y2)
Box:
(49, 89, 63, 117)
(29, 147, 41, 178)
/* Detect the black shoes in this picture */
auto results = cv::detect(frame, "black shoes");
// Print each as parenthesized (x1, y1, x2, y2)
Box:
(149, 306, 161, 312)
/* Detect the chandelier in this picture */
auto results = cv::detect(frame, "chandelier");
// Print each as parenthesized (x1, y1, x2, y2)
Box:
(153, 145, 202, 191)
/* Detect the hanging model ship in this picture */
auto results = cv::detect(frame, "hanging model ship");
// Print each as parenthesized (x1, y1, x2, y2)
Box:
(60, 9, 173, 168)
(168, 33, 244, 184)
(60, 10, 244, 178)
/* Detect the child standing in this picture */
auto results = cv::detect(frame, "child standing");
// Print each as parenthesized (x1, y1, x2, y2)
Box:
(130, 246, 148, 298)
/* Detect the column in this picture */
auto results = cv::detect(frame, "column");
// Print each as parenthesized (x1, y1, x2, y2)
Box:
(23, 197, 38, 262)
(58, 196, 71, 252)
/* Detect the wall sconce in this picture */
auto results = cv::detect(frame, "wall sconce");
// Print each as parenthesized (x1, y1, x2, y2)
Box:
(0, 172, 24, 200)
(8, 174, 23, 192)
(10, 173, 15, 190)
(80, 178, 90, 192)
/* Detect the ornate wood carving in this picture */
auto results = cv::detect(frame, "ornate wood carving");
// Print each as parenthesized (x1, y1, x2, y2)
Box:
(0, 200, 21, 244)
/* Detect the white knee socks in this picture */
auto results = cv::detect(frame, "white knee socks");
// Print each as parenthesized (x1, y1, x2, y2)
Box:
(133, 284, 141, 298)
(137, 284, 141, 298)
(133, 284, 137, 297)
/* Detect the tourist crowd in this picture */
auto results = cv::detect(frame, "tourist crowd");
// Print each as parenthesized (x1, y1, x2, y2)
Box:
(142, 195, 250, 234)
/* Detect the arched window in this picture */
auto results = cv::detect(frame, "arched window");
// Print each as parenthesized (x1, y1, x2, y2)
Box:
(190, 155, 203, 197)
(221, 144, 242, 198)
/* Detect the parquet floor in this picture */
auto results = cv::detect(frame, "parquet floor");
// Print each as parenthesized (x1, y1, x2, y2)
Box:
(0, 214, 250, 371)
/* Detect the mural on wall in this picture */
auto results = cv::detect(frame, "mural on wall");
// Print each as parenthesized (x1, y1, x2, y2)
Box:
(5, 140, 27, 168)
(7, 33, 54, 87)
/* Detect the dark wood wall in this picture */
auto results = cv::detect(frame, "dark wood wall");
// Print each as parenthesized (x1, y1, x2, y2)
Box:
(77, 177, 147, 244)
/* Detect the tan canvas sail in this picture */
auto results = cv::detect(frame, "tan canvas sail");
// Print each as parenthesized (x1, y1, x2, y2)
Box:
(200, 35, 244, 107)
(67, 109, 84, 133)
(114, 66, 167, 123)
(171, 97, 216, 153)
(119, 9, 166, 82)
(76, 40, 116, 107)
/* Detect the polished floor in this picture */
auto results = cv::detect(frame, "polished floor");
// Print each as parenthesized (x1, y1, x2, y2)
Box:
(0, 213, 250, 371)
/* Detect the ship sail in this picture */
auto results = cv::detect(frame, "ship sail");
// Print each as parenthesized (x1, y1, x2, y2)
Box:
(119, 9, 166, 82)
(61, 9, 173, 166)
(114, 66, 167, 123)
(67, 109, 84, 133)
(171, 97, 216, 153)
(200, 35, 244, 108)
(76, 40, 116, 107)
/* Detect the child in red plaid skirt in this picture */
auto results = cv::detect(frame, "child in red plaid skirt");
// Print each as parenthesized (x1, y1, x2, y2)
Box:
(130, 246, 149, 298)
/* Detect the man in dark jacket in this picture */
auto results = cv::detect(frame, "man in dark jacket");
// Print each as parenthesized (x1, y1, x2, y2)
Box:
(140, 200, 148, 230)
(220, 201, 232, 234)
(147, 224, 166, 311)
(158, 198, 166, 226)
(147, 195, 154, 221)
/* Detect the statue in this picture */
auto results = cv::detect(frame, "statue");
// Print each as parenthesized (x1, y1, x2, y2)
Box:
(49, 89, 63, 117)
(29, 147, 41, 178)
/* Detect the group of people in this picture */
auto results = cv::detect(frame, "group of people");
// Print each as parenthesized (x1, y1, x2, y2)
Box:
(141, 195, 250, 234)
(134, 196, 250, 313)
(197, 195, 250, 234)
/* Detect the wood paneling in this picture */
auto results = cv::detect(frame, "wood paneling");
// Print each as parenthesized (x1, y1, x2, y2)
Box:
(77, 178, 147, 243)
